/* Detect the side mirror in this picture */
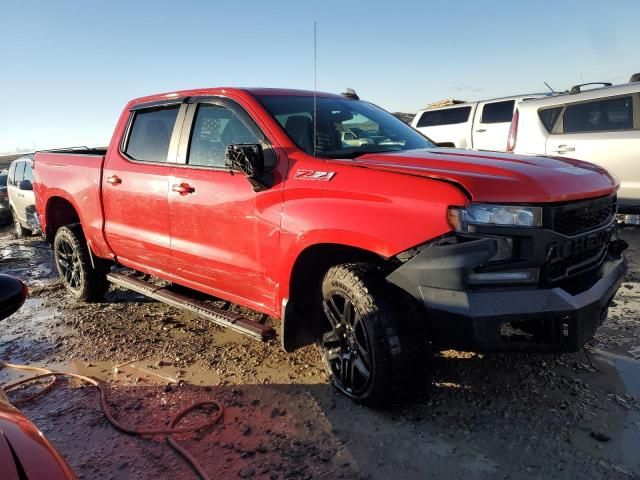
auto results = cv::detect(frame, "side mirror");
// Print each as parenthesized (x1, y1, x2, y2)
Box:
(225, 144, 264, 178)
(18, 179, 33, 191)
(0, 274, 28, 321)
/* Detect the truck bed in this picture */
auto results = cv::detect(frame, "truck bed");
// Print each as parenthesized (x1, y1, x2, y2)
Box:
(33, 150, 111, 258)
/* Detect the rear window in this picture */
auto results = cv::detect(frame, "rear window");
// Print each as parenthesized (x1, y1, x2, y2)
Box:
(538, 107, 562, 132)
(416, 106, 471, 127)
(562, 96, 634, 133)
(0, 174, 7, 187)
(125, 106, 180, 162)
(480, 100, 515, 124)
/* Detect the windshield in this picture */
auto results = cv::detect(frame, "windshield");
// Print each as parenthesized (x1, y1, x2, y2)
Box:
(257, 95, 434, 158)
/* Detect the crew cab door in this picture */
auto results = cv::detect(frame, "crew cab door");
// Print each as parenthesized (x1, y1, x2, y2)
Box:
(472, 99, 515, 151)
(102, 102, 186, 272)
(168, 98, 283, 312)
(545, 94, 640, 204)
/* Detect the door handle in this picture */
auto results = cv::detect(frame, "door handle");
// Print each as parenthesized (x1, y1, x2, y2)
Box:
(172, 183, 195, 195)
(106, 175, 122, 185)
(475, 128, 487, 133)
(552, 145, 575, 154)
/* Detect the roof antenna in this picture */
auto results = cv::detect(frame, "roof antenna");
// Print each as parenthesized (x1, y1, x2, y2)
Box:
(544, 81, 556, 93)
(313, 21, 317, 157)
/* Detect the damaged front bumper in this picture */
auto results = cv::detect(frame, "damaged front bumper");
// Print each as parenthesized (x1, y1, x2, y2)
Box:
(387, 232, 627, 352)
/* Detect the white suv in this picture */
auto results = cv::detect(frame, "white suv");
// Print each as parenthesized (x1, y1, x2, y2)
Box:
(509, 79, 640, 212)
(411, 94, 550, 152)
(7, 155, 38, 237)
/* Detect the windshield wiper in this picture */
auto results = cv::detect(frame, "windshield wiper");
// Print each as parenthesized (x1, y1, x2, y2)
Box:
(325, 148, 402, 159)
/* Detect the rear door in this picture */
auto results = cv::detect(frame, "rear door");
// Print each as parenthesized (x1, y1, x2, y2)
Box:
(473, 99, 515, 151)
(546, 94, 640, 204)
(102, 102, 186, 273)
(168, 97, 283, 311)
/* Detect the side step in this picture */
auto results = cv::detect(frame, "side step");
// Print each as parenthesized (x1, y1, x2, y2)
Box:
(106, 272, 276, 341)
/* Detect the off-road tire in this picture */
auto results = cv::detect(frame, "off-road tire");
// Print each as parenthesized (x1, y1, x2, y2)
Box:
(319, 263, 421, 406)
(53, 224, 109, 302)
(12, 209, 31, 238)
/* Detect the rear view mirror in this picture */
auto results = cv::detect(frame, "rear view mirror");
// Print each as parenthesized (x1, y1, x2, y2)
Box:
(18, 180, 33, 191)
(225, 144, 264, 178)
(0, 274, 28, 321)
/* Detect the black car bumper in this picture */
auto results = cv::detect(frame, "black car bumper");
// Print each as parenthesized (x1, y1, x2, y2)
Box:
(388, 236, 627, 352)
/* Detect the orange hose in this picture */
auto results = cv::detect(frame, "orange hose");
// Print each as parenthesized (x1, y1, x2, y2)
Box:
(0, 362, 223, 480)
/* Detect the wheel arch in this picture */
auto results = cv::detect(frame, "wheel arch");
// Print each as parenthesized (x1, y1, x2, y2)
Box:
(281, 242, 395, 352)
(44, 195, 81, 242)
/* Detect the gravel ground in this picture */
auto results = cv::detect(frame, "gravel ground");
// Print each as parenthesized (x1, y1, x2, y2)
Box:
(1, 224, 639, 480)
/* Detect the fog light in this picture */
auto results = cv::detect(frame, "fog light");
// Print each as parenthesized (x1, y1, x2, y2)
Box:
(468, 269, 538, 285)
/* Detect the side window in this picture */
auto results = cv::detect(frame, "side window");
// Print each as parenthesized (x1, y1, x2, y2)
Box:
(23, 163, 34, 183)
(417, 106, 471, 127)
(563, 96, 634, 133)
(187, 104, 261, 168)
(7, 162, 16, 186)
(538, 107, 562, 132)
(480, 100, 515, 124)
(124, 105, 180, 162)
(13, 162, 25, 185)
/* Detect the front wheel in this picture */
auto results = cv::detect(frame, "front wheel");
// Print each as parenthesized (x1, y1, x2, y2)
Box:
(319, 263, 421, 406)
(53, 225, 109, 302)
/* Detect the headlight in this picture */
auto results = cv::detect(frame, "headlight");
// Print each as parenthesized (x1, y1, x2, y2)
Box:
(448, 204, 542, 232)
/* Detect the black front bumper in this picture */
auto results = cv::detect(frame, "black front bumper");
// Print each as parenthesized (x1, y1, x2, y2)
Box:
(388, 237, 627, 352)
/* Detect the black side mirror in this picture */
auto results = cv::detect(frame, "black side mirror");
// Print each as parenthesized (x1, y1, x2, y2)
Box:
(225, 144, 264, 177)
(0, 274, 28, 321)
(18, 179, 33, 191)
(226, 144, 272, 191)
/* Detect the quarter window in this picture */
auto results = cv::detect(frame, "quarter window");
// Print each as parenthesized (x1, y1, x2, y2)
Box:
(562, 96, 634, 133)
(538, 107, 562, 132)
(480, 100, 515, 124)
(187, 104, 260, 168)
(125, 106, 180, 162)
(416, 106, 472, 127)
(7, 162, 16, 186)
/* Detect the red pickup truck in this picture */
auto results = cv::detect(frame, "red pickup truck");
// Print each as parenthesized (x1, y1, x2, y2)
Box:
(34, 87, 627, 405)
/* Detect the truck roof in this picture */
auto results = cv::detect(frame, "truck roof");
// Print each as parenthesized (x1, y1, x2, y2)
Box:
(128, 87, 343, 108)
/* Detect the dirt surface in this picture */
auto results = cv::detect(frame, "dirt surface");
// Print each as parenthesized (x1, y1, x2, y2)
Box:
(1, 225, 640, 480)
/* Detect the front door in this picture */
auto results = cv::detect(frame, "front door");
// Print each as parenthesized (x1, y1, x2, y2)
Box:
(473, 99, 515, 151)
(168, 98, 283, 312)
(102, 103, 185, 273)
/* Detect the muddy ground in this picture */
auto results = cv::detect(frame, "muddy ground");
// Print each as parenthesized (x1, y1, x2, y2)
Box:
(1, 225, 639, 480)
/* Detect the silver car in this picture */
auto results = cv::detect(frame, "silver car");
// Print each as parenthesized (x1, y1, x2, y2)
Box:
(7, 155, 38, 237)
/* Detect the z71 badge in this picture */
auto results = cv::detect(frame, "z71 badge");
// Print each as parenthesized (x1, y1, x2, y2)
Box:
(294, 169, 336, 181)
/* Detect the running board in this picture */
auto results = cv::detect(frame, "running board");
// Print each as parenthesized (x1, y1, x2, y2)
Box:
(106, 272, 276, 341)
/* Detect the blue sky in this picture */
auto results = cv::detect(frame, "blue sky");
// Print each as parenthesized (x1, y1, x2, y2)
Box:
(0, 0, 638, 153)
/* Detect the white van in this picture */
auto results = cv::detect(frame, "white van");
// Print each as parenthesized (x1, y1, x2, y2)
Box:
(412, 94, 549, 151)
(509, 79, 640, 212)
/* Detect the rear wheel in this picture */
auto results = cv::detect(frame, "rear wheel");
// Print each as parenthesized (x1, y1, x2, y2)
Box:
(53, 225, 109, 302)
(12, 209, 31, 238)
(319, 263, 421, 406)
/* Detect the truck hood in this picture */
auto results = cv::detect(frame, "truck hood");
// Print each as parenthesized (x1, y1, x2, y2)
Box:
(334, 148, 618, 203)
